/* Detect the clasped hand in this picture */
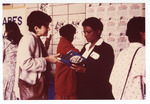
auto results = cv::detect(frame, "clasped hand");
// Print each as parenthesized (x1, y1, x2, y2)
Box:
(70, 64, 86, 73)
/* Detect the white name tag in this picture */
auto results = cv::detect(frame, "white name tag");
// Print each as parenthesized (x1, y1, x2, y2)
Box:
(90, 51, 100, 60)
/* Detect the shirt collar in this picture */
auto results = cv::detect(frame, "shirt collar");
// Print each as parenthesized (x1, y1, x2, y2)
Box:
(30, 32, 38, 38)
(129, 42, 144, 48)
(85, 38, 103, 50)
(60, 37, 71, 44)
(95, 38, 103, 46)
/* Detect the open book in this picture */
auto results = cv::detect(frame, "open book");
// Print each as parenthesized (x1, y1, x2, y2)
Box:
(58, 50, 86, 66)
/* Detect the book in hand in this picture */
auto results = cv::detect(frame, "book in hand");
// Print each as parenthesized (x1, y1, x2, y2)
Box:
(57, 50, 86, 66)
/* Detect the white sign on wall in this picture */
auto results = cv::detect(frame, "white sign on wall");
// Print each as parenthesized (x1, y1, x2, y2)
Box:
(3, 7, 26, 36)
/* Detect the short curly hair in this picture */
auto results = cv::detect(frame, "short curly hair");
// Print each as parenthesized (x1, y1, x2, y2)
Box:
(126, 17, 145, 43)
(27, 11, 52, 33)
(82, 17, 103, 36)
(59, 24, 76, 42)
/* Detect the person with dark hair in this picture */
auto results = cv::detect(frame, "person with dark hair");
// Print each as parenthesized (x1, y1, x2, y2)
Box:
(126, 17, 145, 45)
(5, 22, 23, 45)
(14, 11, 60, 100)
(3, 21, 23, 100)
(55, 24, 80, 99)
(109, 17, 145, 99)
(71, 17, 114, 99)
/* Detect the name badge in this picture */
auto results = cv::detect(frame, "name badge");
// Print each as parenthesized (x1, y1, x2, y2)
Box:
(90, 51, 100, 60)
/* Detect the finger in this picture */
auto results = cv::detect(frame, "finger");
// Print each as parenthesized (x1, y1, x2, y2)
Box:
(54, 53, 60, 57)
(57, 60, 63, 63)
(71, 64, 77, 68)
(70, 66, 75, 69)
(71, 67, 78, 72)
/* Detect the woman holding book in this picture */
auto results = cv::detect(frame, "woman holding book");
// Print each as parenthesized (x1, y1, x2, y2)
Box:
(71, 17, 115, 99)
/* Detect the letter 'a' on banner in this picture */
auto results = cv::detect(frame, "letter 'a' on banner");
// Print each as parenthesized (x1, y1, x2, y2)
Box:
(3, 6, 26, 37)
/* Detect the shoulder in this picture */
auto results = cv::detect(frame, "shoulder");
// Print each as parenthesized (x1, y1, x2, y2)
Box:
(3, 38, 11, 45)
(18, 33, 38, 49)
(135, 46, 145, 58)
(20, 33, 36, 43)
(102, 41, 113, 49)
(22, 33, 35, 40)
(3, 38, 11, 49)
(96, 41, 113, 52)
(139, 46, 145, 52)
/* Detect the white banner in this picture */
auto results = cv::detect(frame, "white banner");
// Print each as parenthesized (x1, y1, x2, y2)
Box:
(3, 7, 26, 37)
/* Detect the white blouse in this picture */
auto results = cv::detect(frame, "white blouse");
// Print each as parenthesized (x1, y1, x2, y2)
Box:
(82, 38, 103, 58)
(109, 43, 145, 100)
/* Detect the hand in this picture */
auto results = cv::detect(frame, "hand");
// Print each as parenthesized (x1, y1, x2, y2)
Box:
(70, 64, 86, 73)
(45, 54, 62, 64)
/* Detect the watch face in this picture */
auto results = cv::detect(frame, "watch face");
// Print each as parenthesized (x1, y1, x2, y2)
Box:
(70, 55, 84, 64)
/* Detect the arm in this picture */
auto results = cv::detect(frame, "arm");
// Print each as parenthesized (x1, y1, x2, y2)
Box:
(70, 64, 86, 73)
(3, 38, 11, 62)
(45, 54, 61, 64)
(17, 35, 47, 72)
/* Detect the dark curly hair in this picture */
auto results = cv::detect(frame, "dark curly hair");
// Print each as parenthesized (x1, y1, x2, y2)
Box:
(82, 17, 103, 36)
(27, 11, 52, 33)
(5, 21, 23, 45)
(59, 24, 76, 42)
(126, 17, 145, 43)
